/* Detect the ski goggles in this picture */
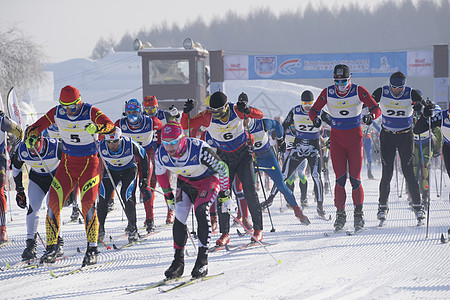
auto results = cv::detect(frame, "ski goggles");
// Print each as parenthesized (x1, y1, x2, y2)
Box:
(209, 103, 228, 113)
(144, 105, 157, 114)
(61, 100, 81, 112)
(162, 134, 184, 146)
(125, 103, 141, 112)
(334, 79, 349, 86)
(302, 101, 314, 106)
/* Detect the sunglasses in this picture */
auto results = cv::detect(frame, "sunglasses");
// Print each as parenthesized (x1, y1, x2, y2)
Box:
(125, 104, 141, 111)
(302, 101, 313, 106)
(162, 135, 183, 146)
(334, 79, 348, 86)
(391, 85, 404, 90)
(106, 139, 120, 144)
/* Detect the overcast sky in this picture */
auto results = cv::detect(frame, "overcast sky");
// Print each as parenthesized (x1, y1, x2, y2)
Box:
(0, 0, 439, 62)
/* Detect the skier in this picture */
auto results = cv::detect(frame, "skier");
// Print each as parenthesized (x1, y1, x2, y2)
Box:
(371, 71, 434, 224)
(0, 111, 23, 244)
(142, 95, 179, 224)
(413, 103, 448, 200)
(97, 127, 150, 243)
(412, 104, 442, 209)
(266, 90, 325, 219)
(309, 64, 381, 232)
(24, 85, 115, 266)
(181, 91, 264, 244)
(154, 121, 230, 279)
(44, 123, 80, 222)
(12, 129, 64, 260)
(116, 99, 163, 232)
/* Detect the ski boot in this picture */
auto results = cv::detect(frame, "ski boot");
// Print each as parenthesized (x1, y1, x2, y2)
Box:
(145, 219, 155, 233)
(300, 198, 308, 210)
(22, 238, 37, 260)
(317, 202, 326, 218)
(70, 207, 79, 222)
(191, 247, 208, 278)
(334, 209, 346, 231)
(165, 248, 184, 279)
(82, 245, 99, 267)
(124, 224, 133, 234)
(0, 225, 7, 243)
(166, 210, 174, 224)
(40, 244, 58, 264)
(293, 205, 311, 225)
(210, 214, 218, 232)
(367, 169, 374, 179)
(215, 233, 230, 246)
(260, 194, 275, 209)
(128, 228, 139, 243)
(242, 217, 253, 230)
(354, 209, 365, 231)
(377, 204, 388, 221)
(413, 206, 425, 221)
(251, 230, 263, 243)
(55, 236, 64, 258)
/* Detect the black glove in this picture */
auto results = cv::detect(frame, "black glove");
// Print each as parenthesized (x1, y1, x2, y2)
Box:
(362, 114, 373, 125)
(313, 117, 322, 128)
(236, 101, 251, 114)
(139, 177, 149, 189)
(183, 99, 194, 114)
(277, 138, 286, 153)
(423, 100, 435, 118)
(16, 187, 27, 209)
(413, 101, 423, 111)
(238, 92, 248, 103)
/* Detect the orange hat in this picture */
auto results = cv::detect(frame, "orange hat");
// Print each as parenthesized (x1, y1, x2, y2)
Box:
(143, 95, 158, 107)
(59, 85, 81, 105)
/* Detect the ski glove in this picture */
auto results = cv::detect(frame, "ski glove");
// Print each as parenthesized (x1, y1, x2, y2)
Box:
(85, 123, 98, 135)
(219, 190, 234, 213)
(413, 101, 423, 111)
(25, 135, 38, 149)
(423, 100, 435, 118)
(168, 105, 180, 118)
(139, 177, 149, 189)
(183, 99, 194, 114)
(16, 187, 27, 209)
(236, 101, 251, 114)
(313, 117, 322, 128)
(238, 92, 248, 103)
(277, 138, 286, 153)
(164, 192, 175, 210)
(362, 114, 373, 125)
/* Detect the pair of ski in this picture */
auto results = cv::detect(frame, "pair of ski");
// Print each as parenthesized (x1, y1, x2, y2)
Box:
(0, 239, 13, 249)
(49, 260, 115, 278)
(323, 227, 365, 237)
(112, 229, 161, 250)
(3, 252, 79, 271)
(208, 241, 276, 253)
(126, 272, 224, 293)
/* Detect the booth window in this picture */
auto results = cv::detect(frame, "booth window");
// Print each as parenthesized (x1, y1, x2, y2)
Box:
(148, 60, 189, 85)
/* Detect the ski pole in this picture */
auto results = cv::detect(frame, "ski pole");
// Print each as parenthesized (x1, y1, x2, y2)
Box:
(186, 108, 196, 238)
(229, 212, 281, 265)
(242, 113, 275, 232)
(426, 115, 432, 238)
(91, 135, 127, 214)
(36, 231, 46, 248)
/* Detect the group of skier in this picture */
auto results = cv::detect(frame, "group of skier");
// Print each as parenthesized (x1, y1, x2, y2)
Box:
(0, 63, 449, 281)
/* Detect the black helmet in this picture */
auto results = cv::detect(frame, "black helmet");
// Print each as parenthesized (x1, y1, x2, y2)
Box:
(333, 64, 350, 79)
(301, 90, 314, 102)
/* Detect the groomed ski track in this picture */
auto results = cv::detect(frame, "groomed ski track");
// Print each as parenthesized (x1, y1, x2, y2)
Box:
(1, 164, 449, 299)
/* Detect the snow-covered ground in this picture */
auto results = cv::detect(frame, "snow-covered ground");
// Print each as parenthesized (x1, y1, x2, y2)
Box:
(1, 162, 449, 299)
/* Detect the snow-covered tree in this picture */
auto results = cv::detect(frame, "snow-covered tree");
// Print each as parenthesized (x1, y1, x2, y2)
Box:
(0, 28, 45, 103)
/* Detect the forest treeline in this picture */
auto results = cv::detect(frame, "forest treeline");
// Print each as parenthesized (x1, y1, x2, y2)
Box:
(91, 0, 449, 59)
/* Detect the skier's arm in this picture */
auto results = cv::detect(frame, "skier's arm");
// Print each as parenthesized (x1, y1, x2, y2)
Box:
(132, 141, 149, 179)
(309, 88, 327, 121)
(413, 111, 442, 134)
(90, 106, 115, 134)
(358, 86, 381, 120)
(11, 149, 24, 189)
(371, 87, 383, 103)
(1, 114, 23, 142)
(263, 119, 283, 139)
(199, 146, 230, 192)
(180, 110, 212, 130)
